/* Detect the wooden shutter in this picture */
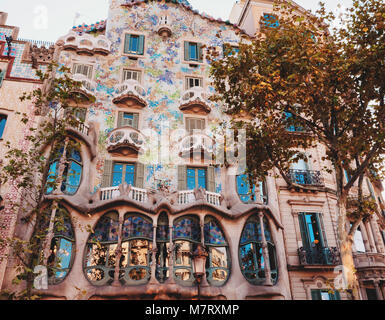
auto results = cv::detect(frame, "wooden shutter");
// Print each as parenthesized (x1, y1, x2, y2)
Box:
(207, 166, 215, 192)
(0, 70, 5, 88)
(124, 34, 131, 54)
(135, 163, 145, 188)
(316, 213, 328, 247)
(184, 41, 190, 61)
(311, 290, 321, 300)
(117, 111, 124, 128)
(138, 35, 145, 55)
(101, 160, 113, 188)
(198, 43, 203, 63)
(132, 113, 139, 130)
(298, 213, 310, 250)
(331, 290, 341, 300)
(178, 165, 187, 190)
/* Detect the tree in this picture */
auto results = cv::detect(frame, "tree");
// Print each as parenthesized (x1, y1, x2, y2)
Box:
(209, 0, 385, 299)
(0, 62, 93, 299)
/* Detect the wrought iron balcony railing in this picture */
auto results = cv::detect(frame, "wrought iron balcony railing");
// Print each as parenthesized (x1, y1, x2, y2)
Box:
(298, 246, 341, 266)
(288, 169, 324, 187)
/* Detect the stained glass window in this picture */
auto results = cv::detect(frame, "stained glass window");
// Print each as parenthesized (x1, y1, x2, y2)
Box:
(122, 215, 153, 240)
(239, 215, 278, 285)
(47, 206, 75, 284)
(204, 216, 230, 286)
(173, 216, 201, 242)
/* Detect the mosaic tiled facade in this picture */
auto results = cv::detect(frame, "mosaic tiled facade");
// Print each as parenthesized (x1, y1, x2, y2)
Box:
(0, 0, 385, 300)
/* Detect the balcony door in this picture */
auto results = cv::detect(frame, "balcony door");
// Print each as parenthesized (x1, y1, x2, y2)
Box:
(187, 167, 206, 190)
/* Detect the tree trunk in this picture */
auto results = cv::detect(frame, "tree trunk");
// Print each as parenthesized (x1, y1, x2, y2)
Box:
(336, 193, 360, 300)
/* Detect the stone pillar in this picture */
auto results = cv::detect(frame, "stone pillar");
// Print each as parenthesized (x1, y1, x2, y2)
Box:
(165, 221, 175, 285)
(369, 218, 384, 254)
(112, 213, 124, 286)
(364, 221, 377, 253)
(359, 222, 371, 252)
(259, 213, 272, 286)
(199, 217, 209, 288)
(374, 280, 384, 300)
(149, 224, 158, 285)
(43, 202, 58, 265)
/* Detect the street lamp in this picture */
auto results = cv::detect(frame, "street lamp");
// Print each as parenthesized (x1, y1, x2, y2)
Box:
(191, 243, 208, 300)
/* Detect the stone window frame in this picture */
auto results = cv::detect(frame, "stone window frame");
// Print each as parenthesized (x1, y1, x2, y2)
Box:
(71, 61, 95, 81)
(302, 275, 343, 300)
(120, 67, 143, 84)
(181, 37, 206, 66)
(184, 75, 204, 90)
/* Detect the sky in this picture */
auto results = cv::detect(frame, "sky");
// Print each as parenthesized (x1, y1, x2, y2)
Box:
(1, 0, 353, 42)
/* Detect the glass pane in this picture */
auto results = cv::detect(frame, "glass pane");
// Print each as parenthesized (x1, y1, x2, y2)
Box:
(112, 164, 123, 187)
(212, 269, 228, 282)
(129, 268, 147, 281)
(175, 268, 191, 281)
(86, 268, 105, 282)
(189, 42, 198, 60)
(174, 241, 192, 266)
(91, 214, 119, 242)
(129, 240, 150, 266)
(122, 215, 153, 240)
(209, 247, 228, 268)
(64, 161, 82, 194)
(354, 227, 366, 252)
(237, 174, 255, 203)
(187, 168, 196, 190)
(197, 169, 206, 189)
(156, 242, 170, 282)
(173, 217, 201, 242)
(129, 35, 139, 52)
(240, 221, 262, 244)
(305, 213, 321, 246)
(55, 238, 72, 270)
(86, 244, 107, 267)
(124, 164, 135, 186)
(204, 219, 227, 245)
(320, 291, 330, 300)
(156, 225, 169, 241)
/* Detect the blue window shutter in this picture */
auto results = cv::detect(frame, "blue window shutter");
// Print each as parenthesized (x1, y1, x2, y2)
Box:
(298, 213, 310, 250)
(316, 213, 327, 247)
(198, 43, 203, 63)
(184, 41, 190, 61)
(124, 34, 131, 54)
(138, 35, 145, 55)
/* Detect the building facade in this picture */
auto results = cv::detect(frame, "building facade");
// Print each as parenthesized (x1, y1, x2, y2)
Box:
(0, 0, 384, 300)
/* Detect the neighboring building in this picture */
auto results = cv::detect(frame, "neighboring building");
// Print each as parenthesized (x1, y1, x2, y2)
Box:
(0, 0, 384, 300)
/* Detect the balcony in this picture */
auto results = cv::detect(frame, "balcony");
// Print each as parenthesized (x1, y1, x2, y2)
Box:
(106, 126, 145, 156)
(59, 31, 111, 55)
(353, 252, 385, 269)
(71, 73, 97, 101)
(178, 189, 222, 207)
(112, 79, 147, 108)
(100, 185, 148, 203)
(288, 169, 324, 187)
(179, 87, 211, 115)
(298, 246, 341, 266)
(178, 133, 215, 158)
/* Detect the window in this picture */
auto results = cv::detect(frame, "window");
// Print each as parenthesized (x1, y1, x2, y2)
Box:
(72, 63, 93, 79)
(239, 215, 278, 285)
(47, 206, 75, 284)
(222, 44, 239, 56)
(156, 212, 170, 283)
(46, 144, 83, 195)
(112, 163, 135, 187)
(353, 225, 366, 253)
(0, 114, 7, 139)
(366, 288, 378, 300)
(185, 77, 202, 90)
(236, 174, 268, 204)
(85, 212, 120, 286)
(284, 111, 304, 132)
(117, 112, 139, 129)
(101, 161, 144, 189)
(187, 167, 207, 190)
(185, 117, 205, 135)
(173, 215, 201, 285)
(311, 289, 341, 300)
(261, 13, 279, 28)
(204, 216, 230, 286)
(85, 212, 153, 286)
(120, 214, 153, 284)
(184, 41, 203, 63)
(124, 34, 145, 55)
(123, 69, 142, 83)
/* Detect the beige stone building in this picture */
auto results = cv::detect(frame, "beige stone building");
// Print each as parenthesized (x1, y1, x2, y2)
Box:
(0, 0, 384, 300)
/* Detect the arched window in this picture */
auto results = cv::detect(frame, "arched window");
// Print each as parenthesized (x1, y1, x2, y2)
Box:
(47, 206, 75, 284)
(46, 143, 83, 195)
(120, 214, 153, 285)
(156, 212, 170, 283)
(173, 215, 201, 285)
(204, 216, 230, 286)
(239, 215, 278, 285)
(85, 212, 119, 286)
(236, 174, 268, 204)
